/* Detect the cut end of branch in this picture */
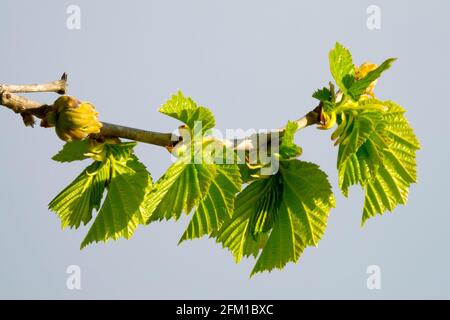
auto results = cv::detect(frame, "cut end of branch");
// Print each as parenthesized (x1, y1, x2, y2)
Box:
(58, 73, 68, 95)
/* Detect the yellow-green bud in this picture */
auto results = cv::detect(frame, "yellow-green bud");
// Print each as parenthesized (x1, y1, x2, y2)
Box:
(318, 111, 336, 130)
(355, 62, 378, 97)
(52, 96, 102, 141)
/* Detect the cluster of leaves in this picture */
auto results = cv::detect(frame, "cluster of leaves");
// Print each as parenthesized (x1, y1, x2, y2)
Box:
(313, 43, 420, 224)
(50, 141, 151, 248)
(48, 43, 419, 276)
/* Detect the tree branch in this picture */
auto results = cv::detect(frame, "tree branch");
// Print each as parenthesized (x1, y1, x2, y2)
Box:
(0, 90, 179, 147)
(0, 91, 50, 117)
(231, 106, 321, 150)
(100, 122, 177, 147)
(0, 73, 67, 94)
(0, 75, 321, 150)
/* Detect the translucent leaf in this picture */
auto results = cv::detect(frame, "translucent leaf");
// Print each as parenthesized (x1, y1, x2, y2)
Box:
(251, 199, 306, 276)
(279, 121, 302, 159)
(361, 101, 420, 224)
(329, 42, 355, 93)
(216, 160, 335, 276)
(51, 141, 152, 248)
(179, 164, 242, 243)
(52, 140, 90, 163)
(334, 99, 420, 223)
(144, 157, 217, 222)
(215, 177, 273, 263)
(106, 142, 137, 160)
(348, 58, 397, 100)
(336, 110, 384, 171)
(160, 91, 215, 134)
(48, 161, 108, 229)
(81, 154, 151, 249)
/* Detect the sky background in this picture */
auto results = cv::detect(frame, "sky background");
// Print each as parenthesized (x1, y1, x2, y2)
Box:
(0, 0, 449, 299)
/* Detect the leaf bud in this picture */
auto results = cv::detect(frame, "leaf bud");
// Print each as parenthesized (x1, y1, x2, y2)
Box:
(52, 96, 102, 141)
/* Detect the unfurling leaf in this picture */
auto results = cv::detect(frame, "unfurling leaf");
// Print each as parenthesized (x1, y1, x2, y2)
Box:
(348, 58, 396, 100)
(328, 42, 396, 100)
(312, 87, 332, 103)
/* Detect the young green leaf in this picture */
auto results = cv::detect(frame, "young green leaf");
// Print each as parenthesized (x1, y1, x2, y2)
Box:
(52, 140, 90, 163)
(49, 161, 108, 229)
(144, 157, 217, 222)
(214, 177, 275, 263)
(80, 153, 152, 249)
(337, 114, 387, 196)
(179, 164, 242, 243)
(335, 110, 384, 168)
(329, 42, 355, 93)
(334, 99, 420, 223)
(338, 138, 383, 197)
(51, 141, 152, 248)
(361, 101, 419, 224)
(216, 160, 335, 276)
(279, 121, 302, 159)
(43, 44, 420, 274)
(106, 142, 138, 159)
(348, 58, 397, 100)
(312, 87, 332, 102)
(160, 91, 215, 134)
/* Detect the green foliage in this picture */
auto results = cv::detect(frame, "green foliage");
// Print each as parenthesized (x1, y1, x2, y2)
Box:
(312, 87, 332, 103)
(146, 94, 242, 243)
(321, 43, 420, 224)
(49, 142, 152, 248)
(144, 159, 217, 221)
(52, 140, 90, 162)
(80, 152, 151, 248)
(45, 43, 419, 276)
(279, 121, 302, 159)
(179, 164, 242, 243)
(335, 109, 384, 178)
(328, 42, 396, 101)
(361, 101, 419, 223)
(347, 58, 396, 100)
(332, 100, 419, 224)
(313, 82, 337, 113)
(329, 42, 355, 94)
(160, 91, 215, 134)
(216, 160, 335, 276)
(49, 161, 107, 228)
